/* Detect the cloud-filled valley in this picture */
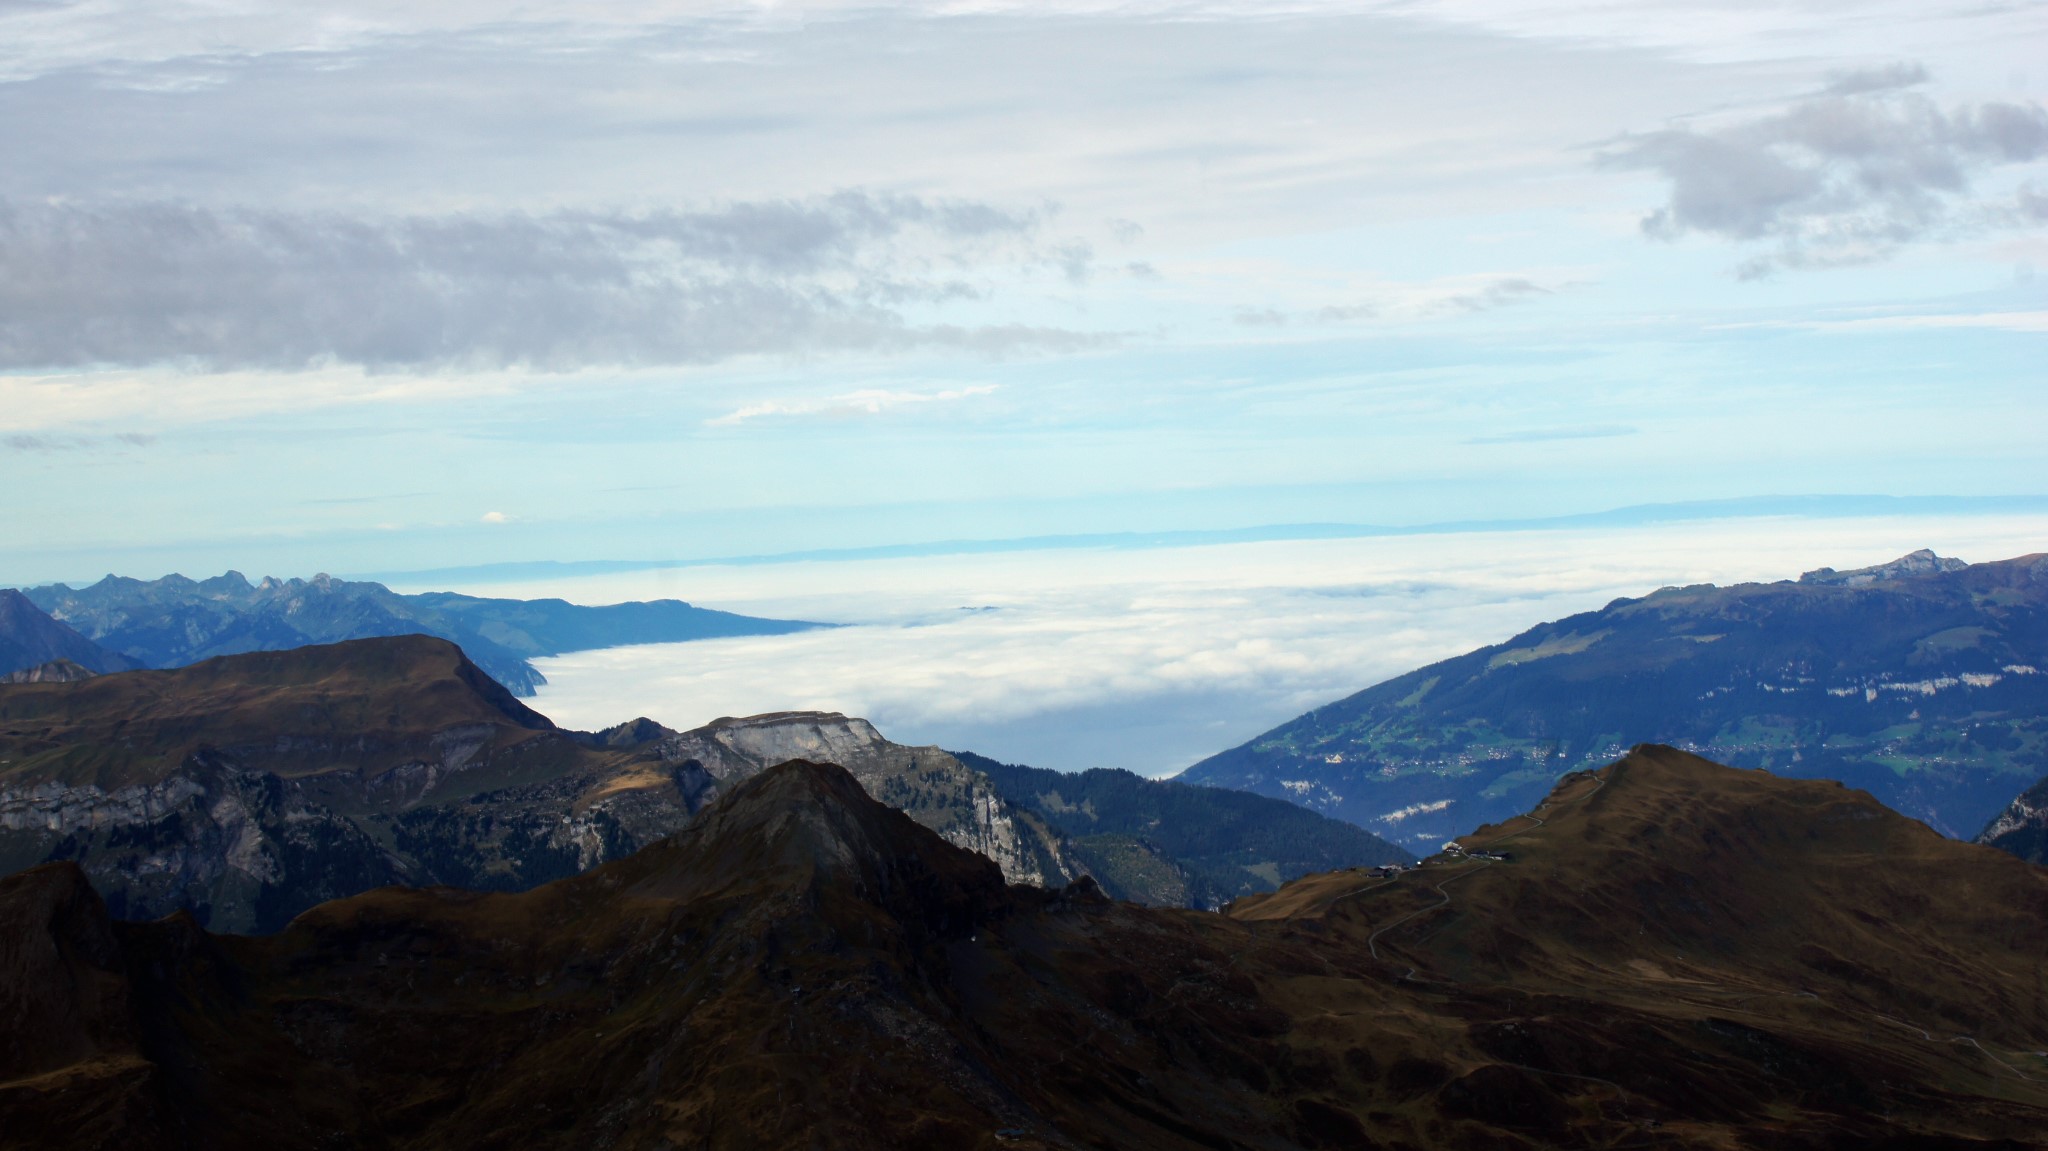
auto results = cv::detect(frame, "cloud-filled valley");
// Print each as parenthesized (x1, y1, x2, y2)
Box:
(1, 0, 2042, 742)
(492, 511, 2048, 775)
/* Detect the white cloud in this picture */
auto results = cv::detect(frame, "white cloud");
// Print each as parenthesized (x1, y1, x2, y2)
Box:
(1601, 70, 2048, 275)
(480, 511, 511, 523)
(0, 196, 1097, 372)
(706, 384, 999, 426)
(505, 511, 2048, 774)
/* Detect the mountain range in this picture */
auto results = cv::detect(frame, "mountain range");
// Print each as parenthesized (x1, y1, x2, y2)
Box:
(6, 745, 2045, 1149)
(14, 571, 822, 694)
(0, 636, 1399, 931)
(0, 590, 141, 679)
(1184, 549, 2048, 849)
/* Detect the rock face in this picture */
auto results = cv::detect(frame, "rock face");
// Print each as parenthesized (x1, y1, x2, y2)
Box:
(1, 660, 99, 684)
(19, 570, 823, 696)
(0, 591, 138, 678)
(1184, 550, 2048, 847)
(956, 749, 1408, 906)
(5, 752, 2047, 1150)
(0, 639, 1072, 930)
(1979, 773, 2048, 863)
(640, 712, 1079, 887)
(1800, 547, 1971, 586)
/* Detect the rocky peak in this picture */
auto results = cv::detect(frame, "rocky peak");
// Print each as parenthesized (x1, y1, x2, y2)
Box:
(651, 710, 1078, 888)
(702, 711, 886, 773)
(628, 759, 1007, 928)
(1799, 548, 1968, 587)
(196, 571, 254, 596)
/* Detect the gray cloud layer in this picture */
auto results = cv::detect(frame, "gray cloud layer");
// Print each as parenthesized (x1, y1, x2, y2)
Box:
(0, 194, 1102, 371)
(1603, 68, 2048, 276)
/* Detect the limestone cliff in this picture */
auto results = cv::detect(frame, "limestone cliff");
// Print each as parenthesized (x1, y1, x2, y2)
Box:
(0, 639, 1075, 930)
(635, 711, 1079, 887)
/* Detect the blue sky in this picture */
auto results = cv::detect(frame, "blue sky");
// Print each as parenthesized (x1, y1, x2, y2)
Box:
(2, 0, 2044, 587)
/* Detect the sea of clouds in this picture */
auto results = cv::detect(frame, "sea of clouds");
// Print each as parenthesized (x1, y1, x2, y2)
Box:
(421, 513, 2048, 776)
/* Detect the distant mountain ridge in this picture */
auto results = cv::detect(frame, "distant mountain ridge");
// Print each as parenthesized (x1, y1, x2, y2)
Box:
(0, 636, 1389, 929)
(0, 589, 139, 678)
(955, 750, 1408, 906)
(1183, 549, 2048, 847)
(19, 570, 822, 695)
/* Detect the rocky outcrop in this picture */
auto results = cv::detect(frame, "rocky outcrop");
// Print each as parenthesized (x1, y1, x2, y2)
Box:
(1799, 547, 1971, 586)
(1978, 773, 2048, 865)
(0, 641, 1077, 929)
(1, 659, 99, 684)
(638, 712, 1080, 887)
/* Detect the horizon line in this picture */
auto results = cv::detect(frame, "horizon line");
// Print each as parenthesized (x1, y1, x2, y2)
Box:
(349, 493, 2048, 589)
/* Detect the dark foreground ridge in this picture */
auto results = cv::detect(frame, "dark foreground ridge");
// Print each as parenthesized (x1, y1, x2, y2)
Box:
(5, 749, 2047, 1150)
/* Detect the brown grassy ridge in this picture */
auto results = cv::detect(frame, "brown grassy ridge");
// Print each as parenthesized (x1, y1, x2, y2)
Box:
(3, 748, 2046, 1149)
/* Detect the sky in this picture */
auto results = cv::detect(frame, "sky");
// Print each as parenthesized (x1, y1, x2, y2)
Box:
(1, 1, 2044, 769)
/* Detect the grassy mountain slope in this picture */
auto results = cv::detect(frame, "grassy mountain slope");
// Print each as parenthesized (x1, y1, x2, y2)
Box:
(6, 752, 2046, 1149)
(1185, 550, 2048, 848)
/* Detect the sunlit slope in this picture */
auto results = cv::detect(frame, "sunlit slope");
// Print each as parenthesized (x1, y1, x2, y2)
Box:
(1186, 550, 2048, 846)
(1248, 746, 2048, 1049)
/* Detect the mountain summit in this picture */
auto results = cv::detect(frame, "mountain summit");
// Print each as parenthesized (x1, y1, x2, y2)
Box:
(615, 759, 1010, 929)
(1800, 547, 1971, 586)
(5, 745, 2046, 1149)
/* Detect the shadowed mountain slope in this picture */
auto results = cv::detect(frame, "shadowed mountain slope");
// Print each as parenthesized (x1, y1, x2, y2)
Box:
(20, 571, 823, 696)
(0, 590, 138, 679)
(0, 634, 1405, 925)
(5, 752, 2048, 1150)
(1980, 773, 2048, 865)
(1185, 550, 2048, 848)
(636, 711, 1080, 888)
(0, 638, 1072, 931)
(0, 634, 555, 790)
(956, 749, 1409, 906)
